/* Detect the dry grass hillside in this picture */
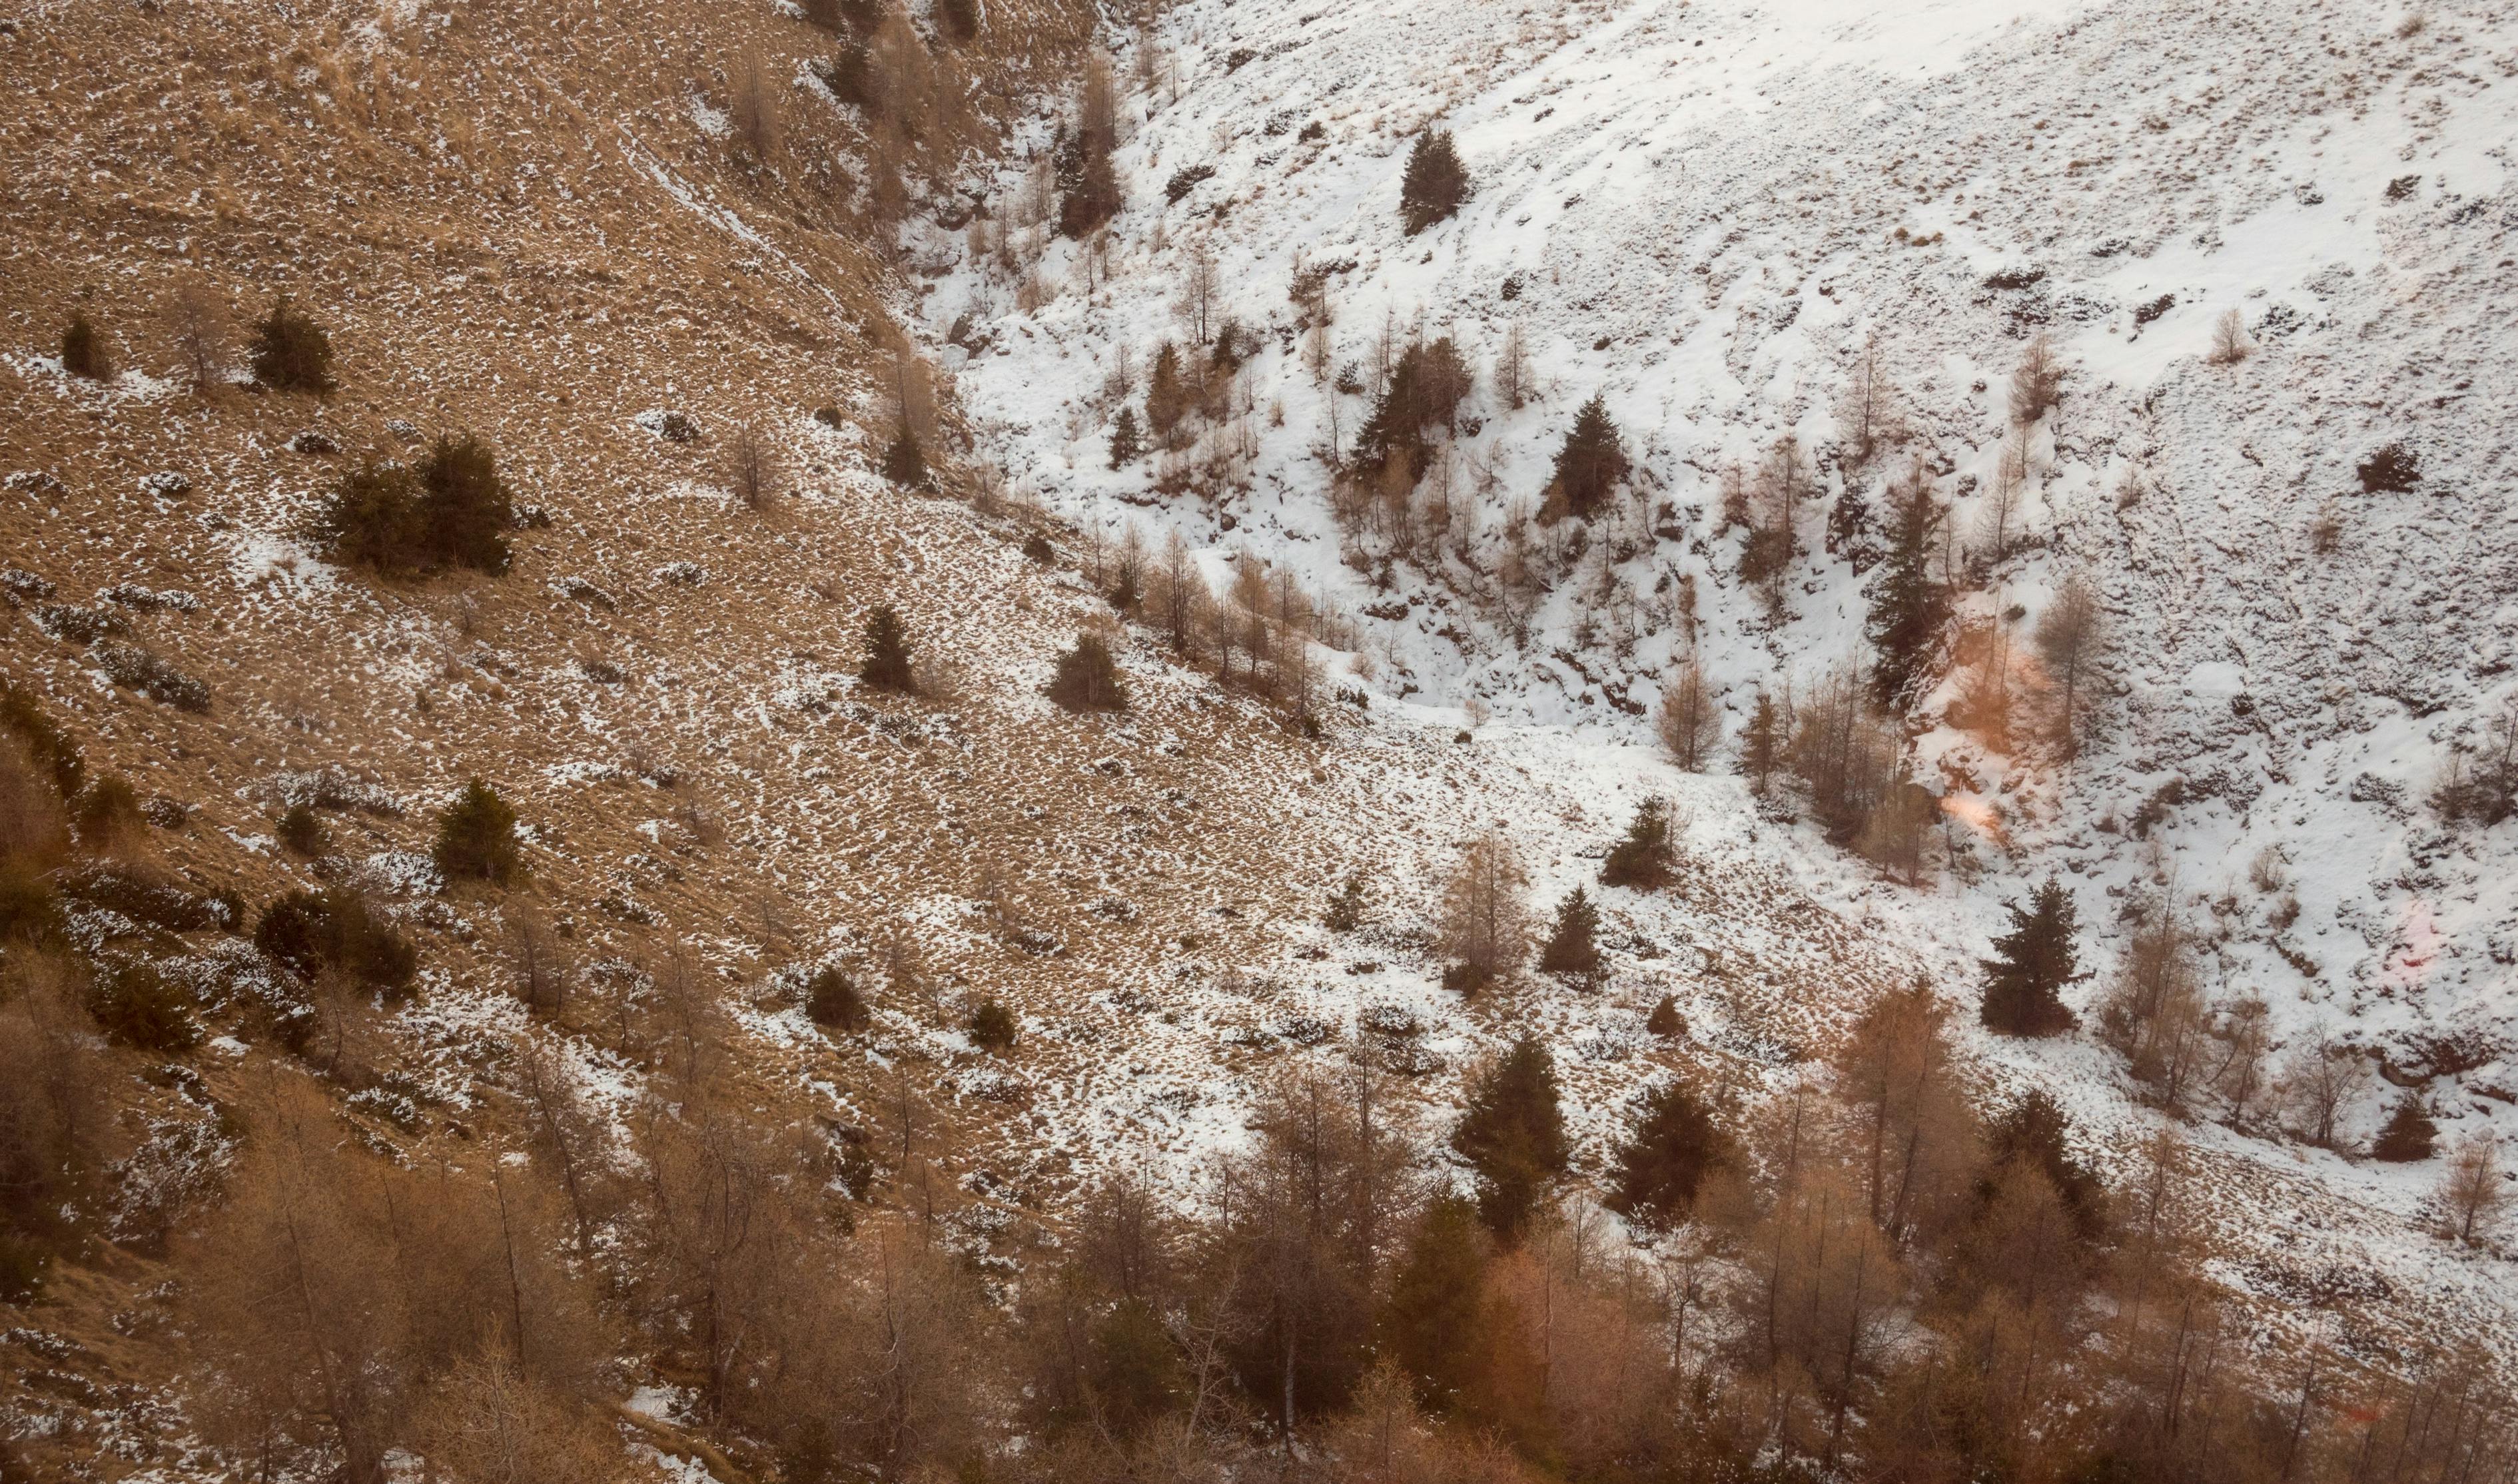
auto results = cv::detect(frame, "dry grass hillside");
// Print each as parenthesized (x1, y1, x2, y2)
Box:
(7, 0, 2513, 1478)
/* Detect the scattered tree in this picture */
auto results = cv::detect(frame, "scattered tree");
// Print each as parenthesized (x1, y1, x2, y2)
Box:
(2279, 1028, 2372, 1148)
(1545, 394, 1630, 520)
(2035, 571, 2107, 756)
(969, 998, 1019, 1052)
(1440, 831, 1526, 990)
(1645, 995, 1683, 1038)
(316, 433, 514, 576)
(1354, 337, 1471, 480)
(1398, 129, 1468, 234)
(2437, 1135, 2509, 1246)
(2006, 333, 2062, 426)
(728, 48, 781, 164)
(1655, 658, 1722, 771)
(1601, 796, 1676, 890)
(1047, 631, 1129, 712)
(859, 603, 917, 693)
(1865, 458, 1949, 707)
(881, 426, 929, 487)
(1537, 887, 1603, 982)
(164, 274, 232, 394)
(1107, 404, 1142, 468)
(61, 310, 113, 381)
(2372, 1097, 2438, 1163)
(726, 422, 781, 512)
(1608, 1080, 1731, 1228)
(250, 294, 336, 392)
(1979, 876, 2079, 1036)
(1144, 341, 1190, 442)
(1835, 336, 1903, 468)
(433, 778, 524, 886)
(1452, 1036, 1567, 1238)
(1739, 688, 1785, 797)
(2206, 308, 2251, 366)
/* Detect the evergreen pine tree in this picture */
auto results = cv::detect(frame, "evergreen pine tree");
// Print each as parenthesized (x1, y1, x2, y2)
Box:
(1600, 796, 1675, 890)
(1324, 872, 1368, 932)
(859, 603, 917, 693)
(1398, 129, 1469, 234)
(2372, 1097, 2438, 1162)
(1382, 1196, 1493, 1413)
(60, 311, 113, 381)
(1644, 994, 1684, 1038)
(1607, 1080, 1732, 1228)
(249, 295, 336, 392)
(1108, 405, 1142, 468)
(805, 966, 868, 1030)
(1546, 394, 1631, 519)
(1047, 631, 1128, 712)
(432, 778, 523, 885)
(1982, 1088, 2106, 1240)
(416, 432, 513, 575)
(1144, 342, 1187, 441)
(1538, 887, 1603, 982)
(1979, 876, 2080, 1036)
(969, 998, 1018, 1051)
(1452, 1036, 1569, 1238)
(1865, 469, 1950, 706)
(881, 426, 929, 487)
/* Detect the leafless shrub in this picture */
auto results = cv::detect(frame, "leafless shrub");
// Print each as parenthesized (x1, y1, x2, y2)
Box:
(2006, 333, 2063, 426)
(2437, 1135, 2509, 1246)
(163, 273, 232, 394)
(1655, 657, 1722, 771)
(729, 49, 781, 165)
(2206, 308, 2251, 366)
(726, 422, 781, 513)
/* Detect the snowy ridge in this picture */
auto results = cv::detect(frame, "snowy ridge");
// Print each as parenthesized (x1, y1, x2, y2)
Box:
(933, 0, 2518, 1351)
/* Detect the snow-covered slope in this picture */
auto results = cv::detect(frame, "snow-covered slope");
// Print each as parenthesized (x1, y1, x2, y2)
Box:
(933, 0, 2518, 1349)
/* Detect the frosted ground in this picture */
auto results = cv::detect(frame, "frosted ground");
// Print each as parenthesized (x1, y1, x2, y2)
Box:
(924, 0, 2518, 1354)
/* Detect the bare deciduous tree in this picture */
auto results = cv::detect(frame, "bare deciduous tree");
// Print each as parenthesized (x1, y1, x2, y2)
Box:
(2034, 570, 2106, 757)
(725, 422, 782, 512)
(1179, 244, 1220, 346)
(2280, 1027, 2373, 1148)
(2206, 308, 2251, 366)
(1440, 829, 1527, 986)
(1655, 657, 1722, 771)
(2437, 1135, 2510, 1246)
(729, 49, 780, 165)
(1835, 336, 1903, 468)
(2007, 332, 2063, 426)
(163, 273, 232, 394)
(1497, 320, 1530, 410)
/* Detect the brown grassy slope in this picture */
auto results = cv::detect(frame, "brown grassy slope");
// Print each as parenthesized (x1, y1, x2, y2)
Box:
(0, 0, 1381, 1190)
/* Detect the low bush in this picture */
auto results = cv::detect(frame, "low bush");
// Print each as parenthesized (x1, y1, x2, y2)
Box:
(55, 862, 230, 932)
(91, 643, 211, 712)
(277, 803, 328, 855)
(254, 887, 418, 994)
(969, 998, 1018, 1052)
(87, 961, 201, 1052)
(0, 682, 83, 799)
(68, 778, 143, 847)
